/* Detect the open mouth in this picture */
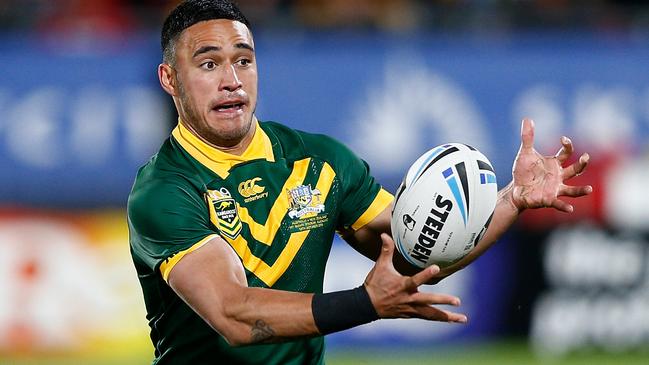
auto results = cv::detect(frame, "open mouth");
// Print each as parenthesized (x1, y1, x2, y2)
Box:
(214, 101, 245, 112)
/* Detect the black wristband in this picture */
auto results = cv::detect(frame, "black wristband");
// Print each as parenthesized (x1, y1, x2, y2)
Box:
(311, 285, 379, 335)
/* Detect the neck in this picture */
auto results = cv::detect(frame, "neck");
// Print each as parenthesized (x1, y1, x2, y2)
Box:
(180, 117, 257, 156)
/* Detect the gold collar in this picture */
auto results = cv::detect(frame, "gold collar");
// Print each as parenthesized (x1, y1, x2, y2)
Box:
(172, 119, 275, 179)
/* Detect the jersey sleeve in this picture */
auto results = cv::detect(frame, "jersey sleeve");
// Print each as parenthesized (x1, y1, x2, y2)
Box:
(128, 177, 218, 280)
(311, 135, 394, 231)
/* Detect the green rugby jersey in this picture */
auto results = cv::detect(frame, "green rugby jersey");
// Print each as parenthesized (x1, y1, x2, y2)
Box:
(128, 120, 393, 365)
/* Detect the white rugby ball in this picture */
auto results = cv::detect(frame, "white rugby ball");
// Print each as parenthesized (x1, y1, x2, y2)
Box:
(391, 143, 498, 268)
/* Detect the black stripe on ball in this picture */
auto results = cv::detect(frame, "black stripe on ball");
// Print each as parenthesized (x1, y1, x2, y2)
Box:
(415, 146, 460, 184)
(477, 160, 494, 173)
(455, 161, 470, 218)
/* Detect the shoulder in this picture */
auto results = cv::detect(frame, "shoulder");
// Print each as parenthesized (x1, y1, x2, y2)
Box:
(130, 138, 205, 198)
(128, 143, 206, 228)
(260, 121, 360, 166)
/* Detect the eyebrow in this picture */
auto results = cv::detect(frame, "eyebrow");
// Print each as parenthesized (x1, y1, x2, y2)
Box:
(192, 43, 255, 58)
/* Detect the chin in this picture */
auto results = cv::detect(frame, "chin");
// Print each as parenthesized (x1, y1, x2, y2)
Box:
(205, 117, 253, 143)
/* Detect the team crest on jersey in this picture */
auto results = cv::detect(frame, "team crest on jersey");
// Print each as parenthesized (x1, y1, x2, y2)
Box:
(206, 188, 242, 239)
(287, 184, 325, 219)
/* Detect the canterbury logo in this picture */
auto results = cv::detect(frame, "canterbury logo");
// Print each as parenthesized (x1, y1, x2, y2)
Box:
(238, 177, 266, 198)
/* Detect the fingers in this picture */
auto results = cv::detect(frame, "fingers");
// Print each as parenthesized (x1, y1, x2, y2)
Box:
(410, 291, 461, 307)
(408, 292, 467, 323)
(559, 184, 593, 198)
(371, 247, 468, 323)
(550, 199, 574, 213)
(519, 118, 535, 151)
(416, 306, 468, 323)
(430, 308, 468, 323)
(550, 184, 593, 213)
(555, 136, 574, 164)
(409, 265, 440, 288)
(562, 153, 590, 180)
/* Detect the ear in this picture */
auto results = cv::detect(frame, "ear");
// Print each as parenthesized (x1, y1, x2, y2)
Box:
(158, 63, 178, 96)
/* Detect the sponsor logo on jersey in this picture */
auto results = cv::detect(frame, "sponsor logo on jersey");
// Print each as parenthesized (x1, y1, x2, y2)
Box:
(287, 184, 325, 219)
(207, 188, 242, 239)
(238, 177, 269, 203)
(410, 194, 453, 264)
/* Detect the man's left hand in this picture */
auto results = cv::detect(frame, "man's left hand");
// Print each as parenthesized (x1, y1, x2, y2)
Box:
(510, 118, 593, 213)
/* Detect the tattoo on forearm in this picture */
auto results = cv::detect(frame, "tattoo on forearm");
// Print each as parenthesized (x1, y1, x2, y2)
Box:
(251, 319, 275, 343)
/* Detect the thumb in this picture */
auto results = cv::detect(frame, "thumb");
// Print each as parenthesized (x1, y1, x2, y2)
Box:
(377, 233, 396, 267)
(520, 118, 535, 151)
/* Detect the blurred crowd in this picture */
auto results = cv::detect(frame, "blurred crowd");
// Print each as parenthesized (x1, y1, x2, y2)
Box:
(1, 0, 648, 38)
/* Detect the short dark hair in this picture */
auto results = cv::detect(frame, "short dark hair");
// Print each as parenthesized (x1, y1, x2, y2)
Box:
(161, 0, 251, 64)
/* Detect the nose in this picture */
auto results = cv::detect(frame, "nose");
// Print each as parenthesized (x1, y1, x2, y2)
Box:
(219, 64, 242, 92)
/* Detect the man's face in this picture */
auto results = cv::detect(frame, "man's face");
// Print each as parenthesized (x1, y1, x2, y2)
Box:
(169, 19, 257, 147)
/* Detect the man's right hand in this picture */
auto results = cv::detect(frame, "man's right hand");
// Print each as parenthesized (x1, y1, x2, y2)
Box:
(363, 233, 468, 323)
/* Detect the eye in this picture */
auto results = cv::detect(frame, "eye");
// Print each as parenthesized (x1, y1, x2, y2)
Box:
(201, 61, 216, 70)
(237, 58, 252, 67)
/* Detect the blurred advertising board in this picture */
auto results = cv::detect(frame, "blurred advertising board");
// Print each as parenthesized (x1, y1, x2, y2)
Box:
(0, 35, 171, 207)
(529, 225, 649, 355)
(0, 209, 150, 362)
(2, 34, 649, 207)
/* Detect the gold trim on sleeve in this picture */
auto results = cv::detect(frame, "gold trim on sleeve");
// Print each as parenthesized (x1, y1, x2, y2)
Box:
(351, 188, 394, 231)
(159, 234, 220, 282)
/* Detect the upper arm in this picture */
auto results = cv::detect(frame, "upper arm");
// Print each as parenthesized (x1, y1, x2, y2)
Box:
(167, 235, 249, 341)
(168, 236, 319, 346)
(340, 202, 392, 261)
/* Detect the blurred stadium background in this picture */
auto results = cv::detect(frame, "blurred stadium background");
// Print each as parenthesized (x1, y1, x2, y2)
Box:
(1, 0, 649, 364)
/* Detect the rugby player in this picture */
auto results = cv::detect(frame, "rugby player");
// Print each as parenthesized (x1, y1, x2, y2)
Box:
(128, 1, 593, 363)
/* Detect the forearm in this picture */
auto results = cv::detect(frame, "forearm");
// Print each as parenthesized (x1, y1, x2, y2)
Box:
(212, 285, 381, 345)
(179, 282, 318, 346)
(435, 182, 519, 279)
(176, 276, 379, 346)
(227, 287, 320, 344)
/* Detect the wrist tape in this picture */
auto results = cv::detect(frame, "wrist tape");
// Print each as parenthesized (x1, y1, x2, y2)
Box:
(311, 285, 379, 335)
